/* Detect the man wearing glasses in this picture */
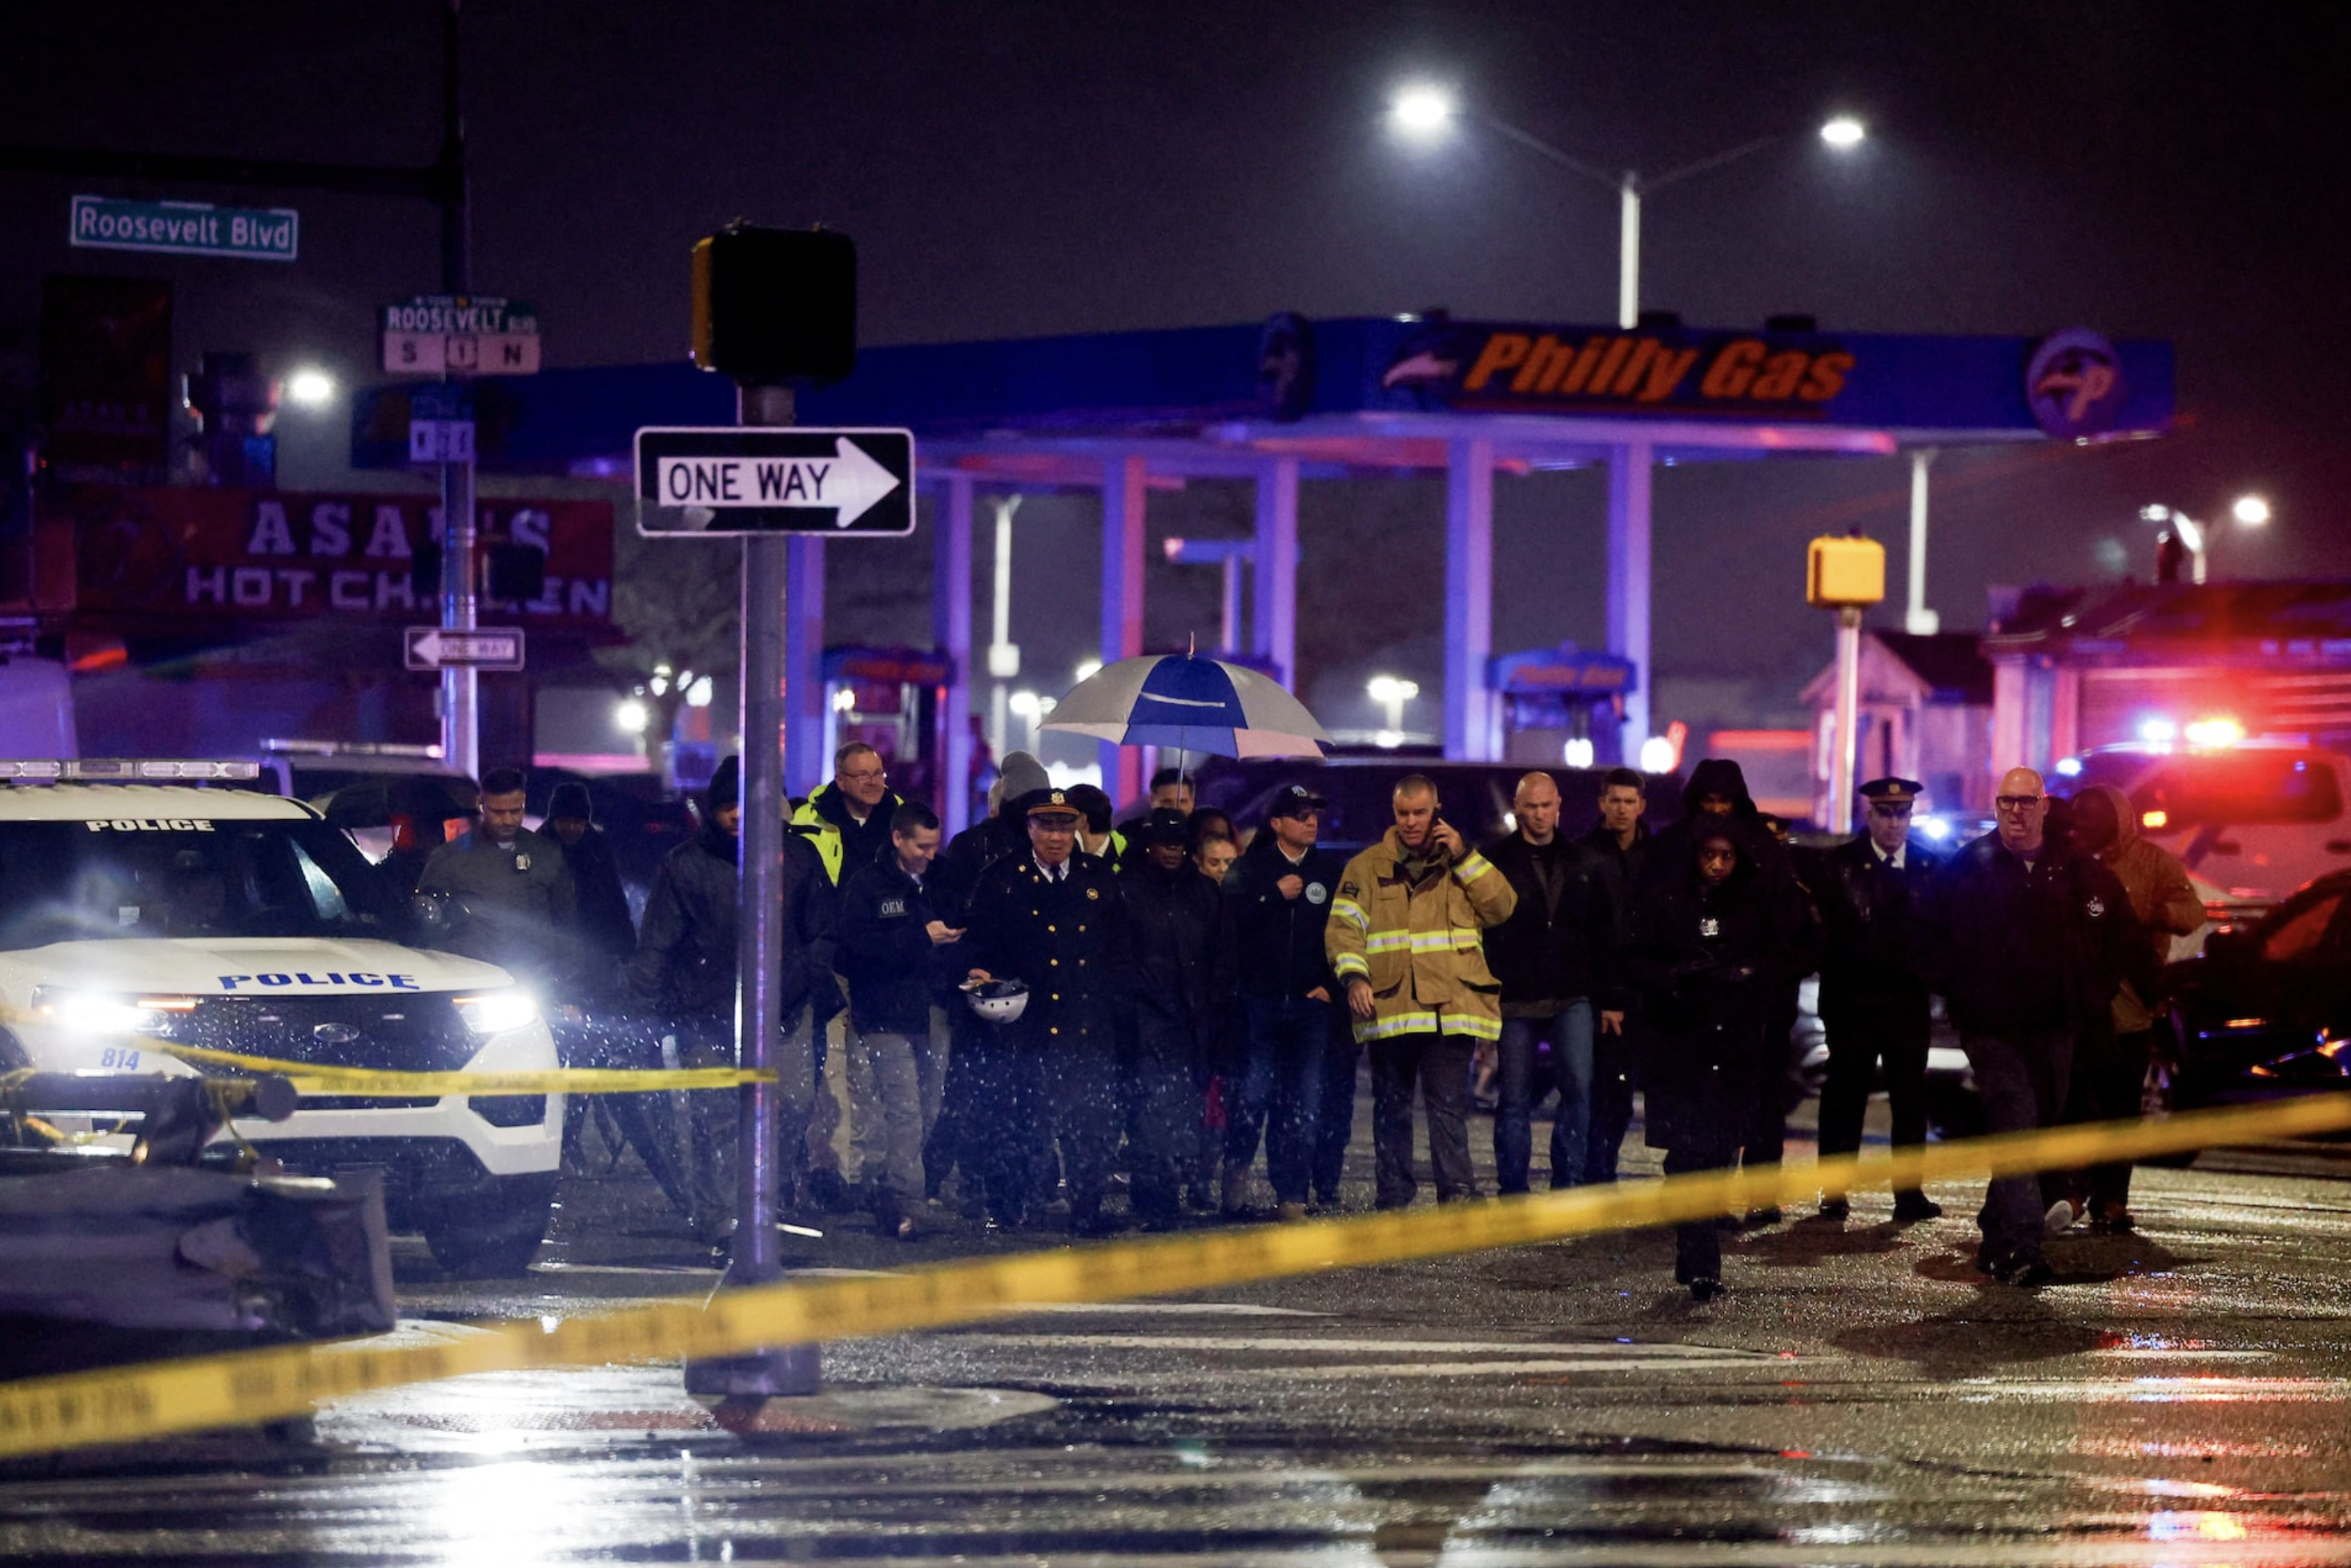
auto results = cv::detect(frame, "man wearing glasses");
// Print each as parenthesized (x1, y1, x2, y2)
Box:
(1916, 767, 2140, 1288)
(794, 742, 906, 887)
(1813, 777, 1943, 1224)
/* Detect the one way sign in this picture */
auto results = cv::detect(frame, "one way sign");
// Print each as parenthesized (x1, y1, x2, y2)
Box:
(633, 427, 915, 537)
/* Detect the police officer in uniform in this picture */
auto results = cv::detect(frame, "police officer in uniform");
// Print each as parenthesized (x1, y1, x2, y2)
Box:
(1813, 777, 1944, 1222)
(963, 786, 1135, 1235)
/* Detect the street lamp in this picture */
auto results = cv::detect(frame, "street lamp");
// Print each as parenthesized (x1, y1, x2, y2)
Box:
(283, 368, 336, 408)
(2140, 496, 2272, 585)
(1387, 85, 1867, 329)
(1367, 673, 1419, 732)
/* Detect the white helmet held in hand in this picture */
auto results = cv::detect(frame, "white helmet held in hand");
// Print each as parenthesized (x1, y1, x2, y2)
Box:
(963, 978, 1030, 1023)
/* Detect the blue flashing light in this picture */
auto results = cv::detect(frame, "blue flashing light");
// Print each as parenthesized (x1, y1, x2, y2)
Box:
(2140, 718, 2178, 744)
(2054, 756, 2083, 778)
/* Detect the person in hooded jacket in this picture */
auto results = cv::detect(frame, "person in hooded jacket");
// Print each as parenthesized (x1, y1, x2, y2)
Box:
(1121, 807, 1237, 1228)
(541, 779, 641, 1168)
(629, 756, 839, 1252)
(1622, 816, 1795, 1300)
(1638, 758, 1811, 1224)
(2055, 782, 2203, 1232)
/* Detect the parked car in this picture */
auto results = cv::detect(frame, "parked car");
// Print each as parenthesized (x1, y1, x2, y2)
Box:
(2056, 739, 2351, 916)
(2157, 869, 2351, 1132)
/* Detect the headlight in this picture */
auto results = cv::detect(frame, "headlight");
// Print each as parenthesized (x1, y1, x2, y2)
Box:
(30, 987, 193, 1038)
(452, 988, 541, 1037)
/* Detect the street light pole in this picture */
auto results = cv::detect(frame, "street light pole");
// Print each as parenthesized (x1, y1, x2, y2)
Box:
(2140, 497, 2271, 586)
(985, 494, 1022, 761)
(1390, 90, 1863, 329)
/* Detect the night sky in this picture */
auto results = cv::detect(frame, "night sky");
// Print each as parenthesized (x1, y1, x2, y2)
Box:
(4, 2, 2343, 746)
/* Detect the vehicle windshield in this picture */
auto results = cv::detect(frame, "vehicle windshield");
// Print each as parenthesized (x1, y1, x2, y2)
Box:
(0, 820, 403, 951)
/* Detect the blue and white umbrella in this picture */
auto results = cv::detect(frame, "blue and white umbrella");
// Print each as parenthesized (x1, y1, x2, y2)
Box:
(1043, 652, 1330, 759)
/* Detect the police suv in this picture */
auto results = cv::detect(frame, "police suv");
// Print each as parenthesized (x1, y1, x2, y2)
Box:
(0, 761, 563, 1274)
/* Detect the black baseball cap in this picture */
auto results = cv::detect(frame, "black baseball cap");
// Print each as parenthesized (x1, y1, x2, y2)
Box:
(1268, 783, 1328, 820)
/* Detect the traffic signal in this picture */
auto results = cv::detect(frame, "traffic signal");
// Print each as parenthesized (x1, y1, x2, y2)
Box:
(690, 224, 856, 384)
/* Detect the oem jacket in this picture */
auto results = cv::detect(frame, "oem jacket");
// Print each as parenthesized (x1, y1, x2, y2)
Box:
(1325, 827, 1517, 1044)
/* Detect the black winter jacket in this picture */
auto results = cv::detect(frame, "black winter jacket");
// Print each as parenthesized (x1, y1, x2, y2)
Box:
(1622, 833, 1795, 1147)
(561, 826, 637, 1007)
(1123, 858, 1238, 1071)
(963, 852, 1133, 1056)
(1913, 831, 2144, 1038)
(1224, 832, 1344, 1000)
(837, 858, 954, 1035)
(1479, 831, 1611, 1013)
(1812, 834, 1940, 1012)
(629, 824, 841, 1024)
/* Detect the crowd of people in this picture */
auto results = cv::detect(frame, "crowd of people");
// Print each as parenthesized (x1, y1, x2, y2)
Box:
(410, 744, 2200, 1301)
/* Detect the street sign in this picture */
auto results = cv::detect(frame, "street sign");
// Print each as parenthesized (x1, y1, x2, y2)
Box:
(404, 626, 525, 671)
(634, 428, 914, 537)
(408, 419, 475, 463)
(70, 195, 299, 262)
(380, 296, 541, 376)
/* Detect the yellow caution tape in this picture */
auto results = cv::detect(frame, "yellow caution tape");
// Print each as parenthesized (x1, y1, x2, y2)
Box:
(4, 1090, 2349, 1459)
(148, 1041, 775, 1096)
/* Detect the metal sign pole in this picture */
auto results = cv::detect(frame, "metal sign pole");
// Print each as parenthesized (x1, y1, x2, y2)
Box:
(435, 0, 478, 782)
(685, 380, 818, 1401)
(1830, 605, 1863, 834)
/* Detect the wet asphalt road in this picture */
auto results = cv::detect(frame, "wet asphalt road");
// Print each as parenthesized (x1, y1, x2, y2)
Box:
(7, 1087, 2351, 1565)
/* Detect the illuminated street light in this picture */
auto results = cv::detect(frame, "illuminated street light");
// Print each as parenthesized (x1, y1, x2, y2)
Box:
(1385, 86, 1867, 328)
(614, 698, 649, 735)
(2142, 497, 2274, 585)
(1388, 84, 1456, 137)
(283, 368, 336, 408)
(1367, 674, 1419, 732)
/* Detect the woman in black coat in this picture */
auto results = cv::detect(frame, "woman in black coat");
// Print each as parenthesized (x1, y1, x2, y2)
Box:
(1622, 818, 1793, 1300)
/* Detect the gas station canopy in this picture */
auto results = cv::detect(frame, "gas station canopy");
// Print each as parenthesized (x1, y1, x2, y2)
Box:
(354, 313, 2172, 818)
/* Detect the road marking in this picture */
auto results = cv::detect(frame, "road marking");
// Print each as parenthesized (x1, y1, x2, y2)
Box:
(1007, 1301, 1327, 1317)
(954, 1332, 1766, 1357)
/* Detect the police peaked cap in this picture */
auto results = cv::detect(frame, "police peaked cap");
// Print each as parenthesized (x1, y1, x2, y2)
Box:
(1858, 776, 1925, 805)
(1018, 786, 1085, 822)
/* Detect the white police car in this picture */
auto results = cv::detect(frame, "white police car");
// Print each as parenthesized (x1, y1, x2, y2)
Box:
(0, 761, 563, 1275)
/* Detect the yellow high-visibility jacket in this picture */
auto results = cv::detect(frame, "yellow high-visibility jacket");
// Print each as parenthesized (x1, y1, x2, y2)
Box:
(1326, 827, 1517, 1043)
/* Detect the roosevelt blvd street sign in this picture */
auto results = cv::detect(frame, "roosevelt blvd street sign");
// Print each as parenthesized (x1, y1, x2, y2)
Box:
(70, 195, 299, 262)
(633, 428, 914, 537)
(404, 627, 525, 671)
(382, 296, 542, 376)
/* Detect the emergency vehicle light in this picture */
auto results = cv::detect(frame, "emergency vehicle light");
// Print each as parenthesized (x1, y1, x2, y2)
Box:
(0, 759, 261, 782)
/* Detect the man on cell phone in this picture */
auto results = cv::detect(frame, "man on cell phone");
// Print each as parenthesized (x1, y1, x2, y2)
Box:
(1325, 775, 1517, 1208)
